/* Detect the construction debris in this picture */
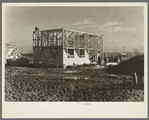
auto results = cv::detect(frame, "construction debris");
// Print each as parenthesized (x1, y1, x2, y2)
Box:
(106, 62, 119, 66)
(106, 74, 118, 79)
(63, 76, 90, 80)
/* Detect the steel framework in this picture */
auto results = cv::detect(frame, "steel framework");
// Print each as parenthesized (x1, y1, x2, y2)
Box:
(33, 28, 103, 67)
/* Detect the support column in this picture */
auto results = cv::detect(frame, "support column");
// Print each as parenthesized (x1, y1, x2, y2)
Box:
(95, 49, 98, 62)
(47, 31, 49, 46)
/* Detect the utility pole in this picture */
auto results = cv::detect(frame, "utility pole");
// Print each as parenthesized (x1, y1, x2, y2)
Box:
(123, 46, 124, 53)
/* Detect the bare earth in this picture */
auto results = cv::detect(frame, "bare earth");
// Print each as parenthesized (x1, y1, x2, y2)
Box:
(5, 66, 144, 102)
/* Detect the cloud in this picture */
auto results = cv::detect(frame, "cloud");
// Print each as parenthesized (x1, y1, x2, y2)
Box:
(99, 21, 137, 32)
(81, 25, 95, 28)
(100, 22, 123, 28)
(99, 26, 137, 32)
(113, 27, 137, 32)
(99, 28, 112, 31)
(109, 40, 120, 43)
(65, 18, 96, 27)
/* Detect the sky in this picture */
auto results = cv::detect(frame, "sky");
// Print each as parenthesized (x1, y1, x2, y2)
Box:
(5, 6, 144, 53)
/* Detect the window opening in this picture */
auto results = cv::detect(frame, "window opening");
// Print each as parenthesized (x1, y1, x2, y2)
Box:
(67, 49, 74, 58)
(80, 49, 85, 58)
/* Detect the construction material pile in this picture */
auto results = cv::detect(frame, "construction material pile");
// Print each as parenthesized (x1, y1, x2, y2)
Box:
(106, 55, 144, 75)
(5, 66, 144, 102)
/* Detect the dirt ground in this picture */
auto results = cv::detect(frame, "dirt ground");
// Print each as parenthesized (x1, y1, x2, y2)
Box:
(5, 66, 144, 102)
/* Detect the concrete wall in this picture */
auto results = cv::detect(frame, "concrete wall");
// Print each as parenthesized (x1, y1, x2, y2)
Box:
(63, 49, 90, 66)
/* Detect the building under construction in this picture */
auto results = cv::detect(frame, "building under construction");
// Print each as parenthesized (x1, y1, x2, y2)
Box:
(33, 28, 103, 68)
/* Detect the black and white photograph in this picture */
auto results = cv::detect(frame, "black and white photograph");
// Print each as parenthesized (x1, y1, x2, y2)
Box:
(2, 3, 148, 118)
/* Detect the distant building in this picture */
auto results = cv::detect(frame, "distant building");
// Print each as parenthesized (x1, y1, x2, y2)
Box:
(33, 28, 103, 68)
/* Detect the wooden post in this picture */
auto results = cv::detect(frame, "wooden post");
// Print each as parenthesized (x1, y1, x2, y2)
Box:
(66, 30, 68, 54)
(56, 30, 58, 46)
(63, 28, 64, 47)
(132, 72, 138, 86)
(102, 35, 103, 53)
(74, 32, 75, 49)
(47, 31, 49, 46)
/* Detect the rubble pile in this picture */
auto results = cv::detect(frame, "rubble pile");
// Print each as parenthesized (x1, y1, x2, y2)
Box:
(106, 55, 144, 75)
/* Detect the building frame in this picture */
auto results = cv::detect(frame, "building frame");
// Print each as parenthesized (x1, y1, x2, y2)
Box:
(33, 28, 103, 68)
